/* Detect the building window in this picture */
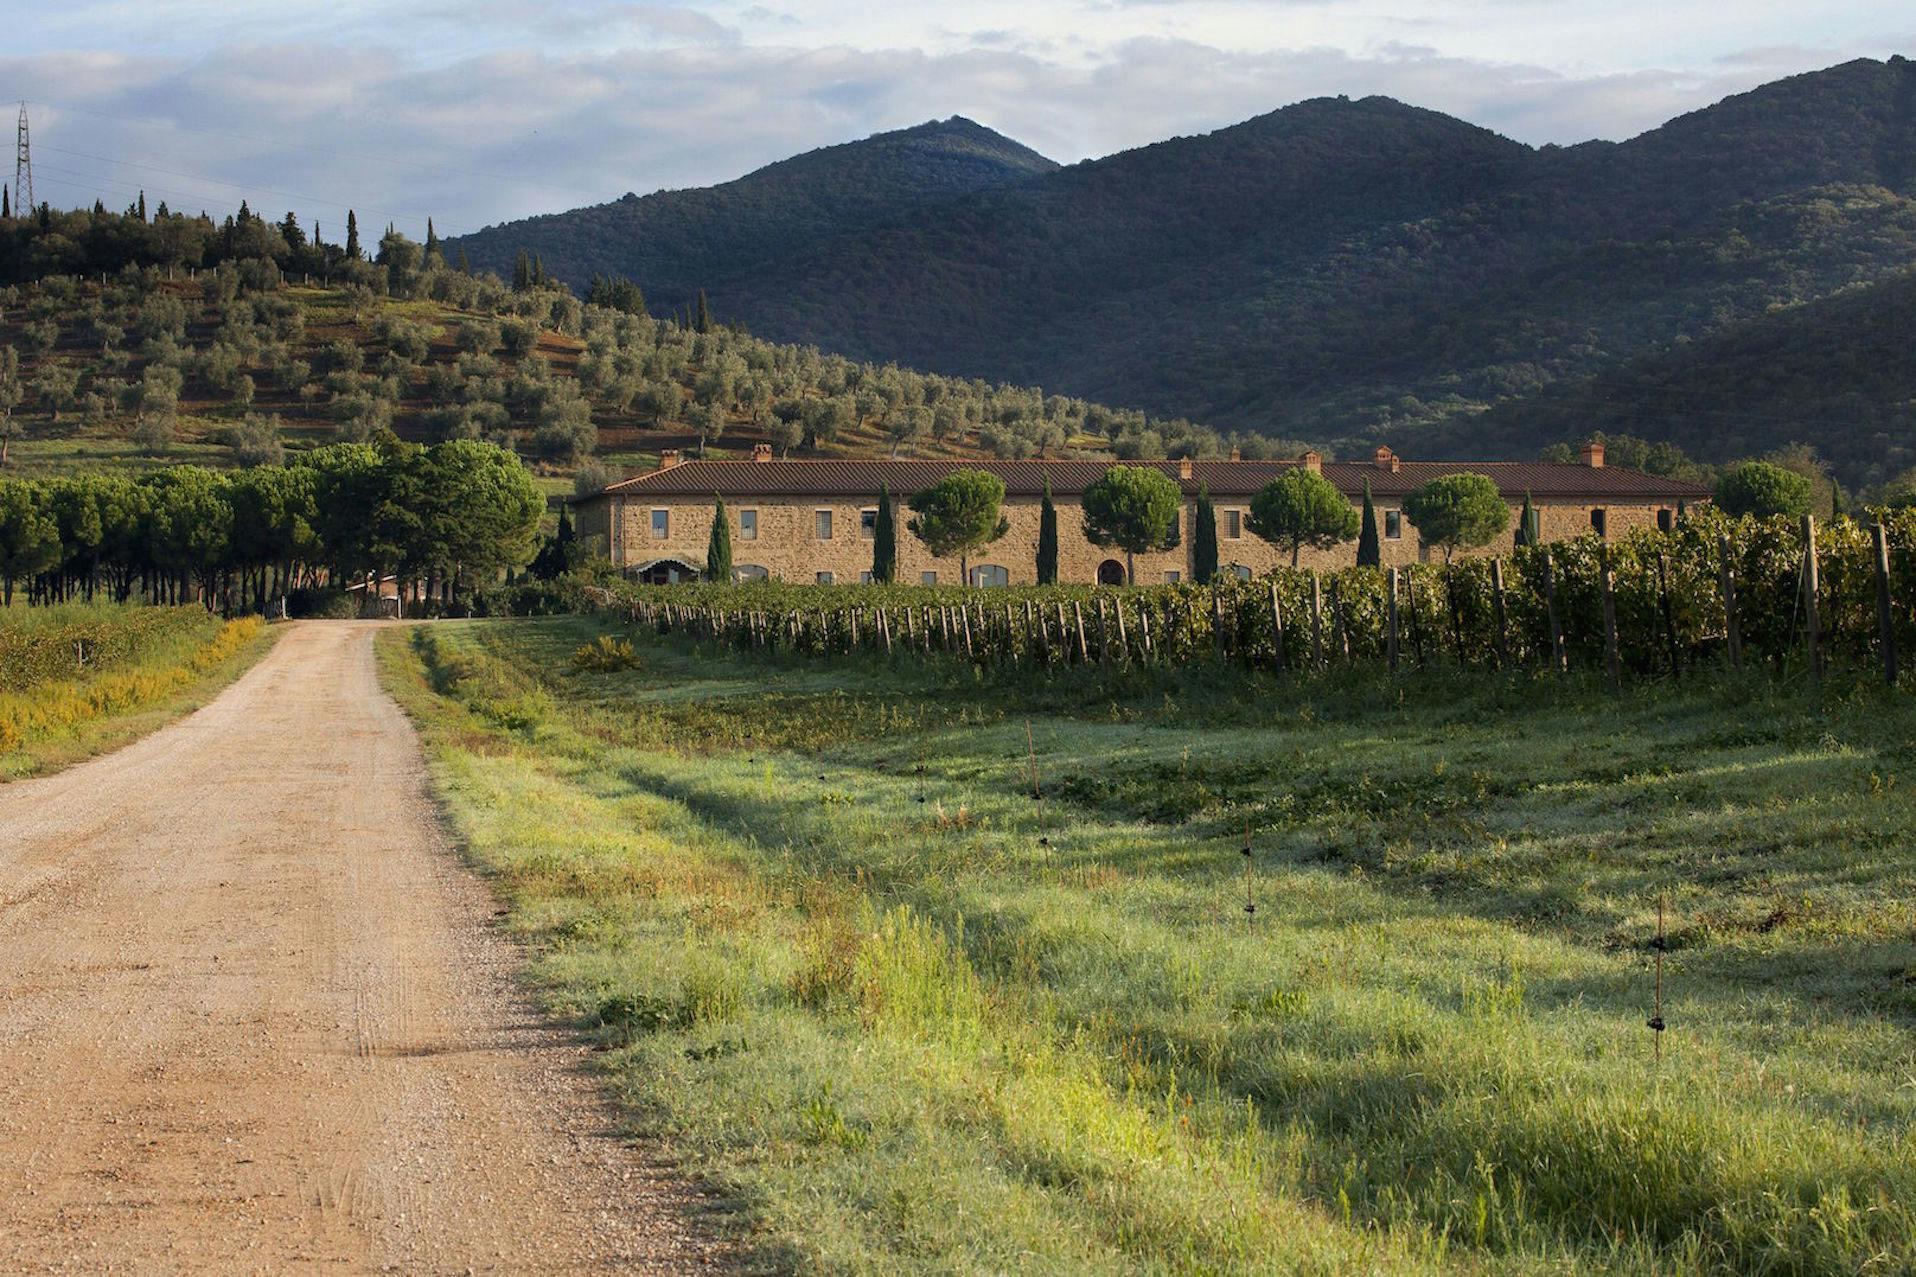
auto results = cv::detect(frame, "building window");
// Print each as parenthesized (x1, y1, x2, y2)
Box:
(860, 508, 878, 539)
(921, 571, 938, 586)
(1384, 510, 1402, 540)
(1164, 570, 1181, 584)
(1230, 563, 1252, 581)
(1224, 509, 1242, 539)
(1657, 508, 1673, 532)
(650, 509, 669, 538)
(735, 564, 769, 581)
(971, 564, 1009, 587)
(816, 571, 835, 585)
(815, 509, 833, 540)
(739, 509, 757, 540)
(1591, 508, 1608, 537)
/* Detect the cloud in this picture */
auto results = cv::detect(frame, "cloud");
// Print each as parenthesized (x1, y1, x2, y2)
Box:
(0, 34, 1880, 237)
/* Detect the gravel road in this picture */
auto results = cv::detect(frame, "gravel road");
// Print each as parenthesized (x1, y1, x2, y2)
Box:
(0, 622, 735, 1273)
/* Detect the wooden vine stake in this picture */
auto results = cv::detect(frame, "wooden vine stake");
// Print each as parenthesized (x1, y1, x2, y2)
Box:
(1600, 544, 1622, 694)
(1716, 533, 1742, 670)
(1241, 820, 1256, 929)
(1648, 892, 1667, 1069)
(1656, 551, 1680, 680)
(1309, 571, 1325, 672)
(1269, 581, 1287, 674)
(1489, 558, 1510, 668)
(1874, 521, 1897, 687)
(1802, 514, 1822, 682)
(1387, 567, 1400, 674)
(1541, 551, 1566, 673)
(1026, 719, 1042, 800)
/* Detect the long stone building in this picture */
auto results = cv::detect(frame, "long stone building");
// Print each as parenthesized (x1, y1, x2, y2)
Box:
(572, 442, 1711, 586)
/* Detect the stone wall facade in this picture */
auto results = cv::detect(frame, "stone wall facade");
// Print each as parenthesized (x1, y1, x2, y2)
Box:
(580, 489, 1686, 585)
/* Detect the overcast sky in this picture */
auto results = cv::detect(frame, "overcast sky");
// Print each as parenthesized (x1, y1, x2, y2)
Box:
(2, 1, 1908, 237)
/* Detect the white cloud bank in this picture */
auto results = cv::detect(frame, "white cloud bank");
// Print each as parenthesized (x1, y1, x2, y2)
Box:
(1, 1, 1907, 235)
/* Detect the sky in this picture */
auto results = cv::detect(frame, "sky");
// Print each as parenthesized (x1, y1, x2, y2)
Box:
(1, 1, 1909, 238)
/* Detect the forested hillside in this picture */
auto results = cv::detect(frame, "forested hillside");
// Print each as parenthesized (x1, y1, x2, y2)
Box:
(447, 117, 1059, 320)
(1421, 267, 1916, 491)
(448, 57, 1916, 481)
(0, 212, 1305, 493)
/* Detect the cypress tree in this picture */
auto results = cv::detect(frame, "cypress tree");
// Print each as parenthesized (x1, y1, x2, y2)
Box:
(705, 496, 733, 582)
(872, 483, 897, 582)
(1036, 478, 1059, 584)
(1193, 485, 1219, 584)
(694, 289, 712, 334)
(512, 250, 531, 291)
(424, 218, 442, 266)
(344, 210, 361, 261)
(138, 190, 146, 222)
(1357, 479, 1381, 567)
(4, 185, 12, 219)
(1515, 490, 1539, 548)
(457, 248, 471, 274)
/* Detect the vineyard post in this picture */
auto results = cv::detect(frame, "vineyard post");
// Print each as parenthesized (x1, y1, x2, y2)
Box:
(1269, 581, 1286, 674)
(1386, 568, 1400, 674)
(1490, 558, 1510, 668)
(1802, 514, 1822, 682)
(1138, 601, 1154, 661)
(1004, 603, 1018, 666)
(1874, 521, 1897, 686)
(1656, 551, 1680, 679)
(1024, 599, 1038, 662)
(849, 607, 860, 648)
(1072, 602, 1090, 663)
(1310, 571, 1325, 672)
(879, 607, 893, 655)
(940, 605, 953, 651)
(1211, 589, 1226, 661)
(1542, 551, 1566, 673)
(1055, 601, 1071, 663)
(1330, 578, 1351, 663)
(960, 604, 975, 660)
(1114, 596, 1131, 662)
(1600, 544, 1621, 694)
(1096, 597, 1112, 665)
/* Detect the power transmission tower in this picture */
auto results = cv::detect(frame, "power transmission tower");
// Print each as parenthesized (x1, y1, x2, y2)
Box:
(13, 103, 31, 213)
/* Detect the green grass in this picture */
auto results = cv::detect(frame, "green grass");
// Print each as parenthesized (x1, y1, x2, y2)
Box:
(0, 603, 278, 778)
(380, 616, 1916, 1274)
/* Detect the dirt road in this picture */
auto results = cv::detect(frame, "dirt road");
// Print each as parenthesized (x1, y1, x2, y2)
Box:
(0, 622, 730, 1273)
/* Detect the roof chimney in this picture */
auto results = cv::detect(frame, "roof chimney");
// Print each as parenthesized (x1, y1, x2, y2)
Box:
(1178, 457, 1193, 481)
(1373, 445, 1394, 469)
(752, 442, 773, 462)
(657, 449, 682, 470)
(1229, 445, 1241, 462)
(1302, 450, 1322, 474)
(1581, 440, 1605, 469)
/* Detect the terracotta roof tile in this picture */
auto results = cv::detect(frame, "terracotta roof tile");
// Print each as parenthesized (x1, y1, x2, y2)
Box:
(591, 458, 1710, 502)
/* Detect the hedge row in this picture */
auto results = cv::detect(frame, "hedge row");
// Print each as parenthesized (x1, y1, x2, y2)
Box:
(0, 607, 219, 694)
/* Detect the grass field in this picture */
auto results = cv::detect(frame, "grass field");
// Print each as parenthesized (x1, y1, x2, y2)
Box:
(0, 603, 277, 778)
(381, 615, 1916, 1273)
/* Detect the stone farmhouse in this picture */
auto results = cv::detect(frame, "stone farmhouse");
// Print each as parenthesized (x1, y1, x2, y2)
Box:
(572, 442, 1711, 586)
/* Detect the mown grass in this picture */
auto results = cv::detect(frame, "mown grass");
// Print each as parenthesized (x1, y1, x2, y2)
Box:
(380, 615, 1916, 1274)
(0, 603, 278, 778)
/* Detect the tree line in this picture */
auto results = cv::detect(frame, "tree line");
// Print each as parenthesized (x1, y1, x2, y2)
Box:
(0, 437, 543, 609)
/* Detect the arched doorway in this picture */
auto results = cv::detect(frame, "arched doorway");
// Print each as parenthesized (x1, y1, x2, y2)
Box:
(1097, 559, 1127, 586)
(634, 558, 698, 585)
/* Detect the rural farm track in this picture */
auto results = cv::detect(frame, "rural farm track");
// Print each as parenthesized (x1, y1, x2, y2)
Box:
(0, 621, 736, 1273)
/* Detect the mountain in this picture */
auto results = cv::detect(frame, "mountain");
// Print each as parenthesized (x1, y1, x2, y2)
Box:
(448, 117, 1058, 310)
(447, 58, 1916, 482)
(1417, 266, 1916, 491)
